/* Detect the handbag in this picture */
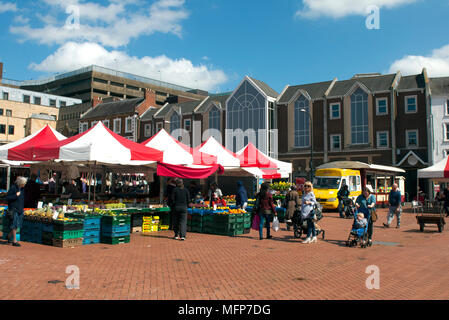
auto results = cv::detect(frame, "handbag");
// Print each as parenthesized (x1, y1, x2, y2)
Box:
(251, 214, 260, 230)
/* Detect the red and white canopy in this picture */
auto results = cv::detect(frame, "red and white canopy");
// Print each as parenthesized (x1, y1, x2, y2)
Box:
(0, 125, 66, 161)
(236, 143, 292, 179)
(194, 137, 241, 168)
(32, 122, 163, 164)
(418, 157, 449, 180)
(142, 129, 216, 166)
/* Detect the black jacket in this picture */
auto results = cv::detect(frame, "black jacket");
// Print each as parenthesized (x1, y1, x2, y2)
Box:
(170, 187, 190, 211)
(6, 184, 25, 214)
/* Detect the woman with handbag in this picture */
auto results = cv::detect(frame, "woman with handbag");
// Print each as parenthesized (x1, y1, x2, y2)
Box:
(301, 181, 318, 244)
(256, 182, 277, 240)
(355, 187, 377, 246)
(285, 185, 301, 231)
(6, 176, 27, 247)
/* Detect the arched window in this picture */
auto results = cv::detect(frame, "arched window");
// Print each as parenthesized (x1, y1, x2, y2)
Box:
(294, 95, 310, 147)
(226, 80, 266, 151)
(209, 106, 220, 131)
(351, 88, 369, 144)
(170, 112, 180, 133)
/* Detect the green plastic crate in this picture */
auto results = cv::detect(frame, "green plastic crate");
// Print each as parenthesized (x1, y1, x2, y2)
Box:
(53, 229, 84, 240)
(100, 235, 130, 245)
(101, 215, 131, 226)
(190, 225, 203, 233)
(213, 214, 236, 224)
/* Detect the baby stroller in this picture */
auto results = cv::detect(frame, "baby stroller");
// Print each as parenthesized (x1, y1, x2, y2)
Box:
(345, 207, 372, 248)
(292, 203, 325, 239)
(341, 198, 356, 219)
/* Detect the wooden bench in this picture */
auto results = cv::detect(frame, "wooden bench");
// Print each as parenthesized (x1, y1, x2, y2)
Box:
(416, 213, 446, 233)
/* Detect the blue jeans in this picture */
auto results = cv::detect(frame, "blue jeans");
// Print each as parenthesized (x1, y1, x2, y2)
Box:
(306, 218, 316, 238)
(259, 213, 271, 239)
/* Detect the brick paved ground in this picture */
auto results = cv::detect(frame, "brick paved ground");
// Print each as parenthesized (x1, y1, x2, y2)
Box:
(0, 209, 448, 300)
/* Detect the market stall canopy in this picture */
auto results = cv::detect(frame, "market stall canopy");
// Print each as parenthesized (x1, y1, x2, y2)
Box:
(317, 161, 405, 173)
(193, 137, 241, 168)
(0, 125, 66, 162)
(418, 157, 449, 180)
(142, 129, 216, 166)
(31, 122, 164, 164)
(157, 162, 224, 179)
(236, 143, 292, 179)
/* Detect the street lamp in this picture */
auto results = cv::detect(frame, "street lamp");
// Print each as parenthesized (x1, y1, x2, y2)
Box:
(300, 108, 314, 182)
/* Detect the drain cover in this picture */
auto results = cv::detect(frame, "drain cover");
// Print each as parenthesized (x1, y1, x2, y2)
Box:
(373, 241, 400, 246)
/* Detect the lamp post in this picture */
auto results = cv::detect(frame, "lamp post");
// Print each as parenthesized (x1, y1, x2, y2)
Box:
(300, 108, 314, 182)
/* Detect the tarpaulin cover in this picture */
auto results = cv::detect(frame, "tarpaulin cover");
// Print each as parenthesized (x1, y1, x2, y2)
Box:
(157, 162, 224, 179)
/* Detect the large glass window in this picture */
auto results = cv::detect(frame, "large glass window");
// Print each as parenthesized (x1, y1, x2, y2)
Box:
(170, 112, 180, 133)
(351, 88, 369, 144)
(226, 80, 266, 151)
(209, 106, 220, 131)
(294, 95, 310, 147)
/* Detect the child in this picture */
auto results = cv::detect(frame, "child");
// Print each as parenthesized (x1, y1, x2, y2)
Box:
(353, 212, 368, 229)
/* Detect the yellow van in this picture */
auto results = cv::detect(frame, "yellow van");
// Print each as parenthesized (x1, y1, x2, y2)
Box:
(313, 168, 362, 210)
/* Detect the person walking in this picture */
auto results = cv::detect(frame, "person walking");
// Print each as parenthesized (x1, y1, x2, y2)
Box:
(285, 185, 301, 231)
(165, 178, 177, 230)
(355, 187, 376, 246)
(384, 183, 402, 228)
(257, 182, 277, 240)
(6, 177, 27, 247)
(301, 181, 318, 244)
(170, 179, 191, 241)
(236, 181, 248, 210)
(337, 184, 350, 218)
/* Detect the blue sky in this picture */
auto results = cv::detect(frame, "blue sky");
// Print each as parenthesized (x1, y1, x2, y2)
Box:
(1, 0, 448, 93)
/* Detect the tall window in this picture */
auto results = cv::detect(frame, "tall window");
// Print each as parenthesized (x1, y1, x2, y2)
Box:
(446, 100, 449, 115)
(351, 88, 369, 145)
(170, 112, 180, 133)
(49, 99, 56, 107)
(329, 103, 340, 120)
(80, 122, 88, 133)
(226, 80, 266, 151)
(34, 96, 41, 105)
(103, 119, 110, 129)
(157, 122, 163, 132)
(330, 134, 341, 151)
(8, 125, 14, 135)
(405, 96, 417, 113)
(125, 117, 133, 133)
(0, 124, 5, 134)
(113, 118, 121, 133)
(184, 119, 191, 132)
(376, 98, 388, 115)
(144, 124, 152, 137)
(23, 95, 30, 103)
(406, 130, 418, 147)
(294, 95, 310, 147)
(377, 131, 389, 148)
(60, 101, 66, 107)
(209, 106, 221, 131)
(445, 123, 449, 141)
(2, 92, 8, 100)
(6, 110, 12, 117)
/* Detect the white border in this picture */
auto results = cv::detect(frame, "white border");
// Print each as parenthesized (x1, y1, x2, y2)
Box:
(329, 134, 341, 151)
(404, 95, 418, 114)
(329, 103, 341, 120)
(376, 130, 389, 148)
(406, 129, 419, 148)
(376, 98, 388, 116)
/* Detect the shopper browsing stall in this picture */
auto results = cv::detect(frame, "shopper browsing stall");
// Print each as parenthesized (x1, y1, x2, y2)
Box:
(170, 179, 191, 241)
(236, 181, 248, 210)
(285, 185, 301, 231)
(256, 182, 277, 240)
(6, 176, 27, 247)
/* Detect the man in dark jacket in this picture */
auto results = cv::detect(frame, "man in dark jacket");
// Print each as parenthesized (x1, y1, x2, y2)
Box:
(6, 176, 27, 246)
(165, 178, 177, 230)
(384, 183, 402, 228)
(170, 179, 191, 241)
(236, 181, 248, 210)
(337, 184, 350, 218)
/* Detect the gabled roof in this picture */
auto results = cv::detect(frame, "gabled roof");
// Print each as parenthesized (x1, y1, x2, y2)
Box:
(82, 97, 144, 120)
(328, 74, 396, 97)
(430, 77, 449, 96)
(248, 77, 279, 98)
(154, 99, 204, 118)
(140, 107, 158, 122)
(397, 73, 426, 91)
(277, 80, 334, 104)
(194, 93, 231, 113)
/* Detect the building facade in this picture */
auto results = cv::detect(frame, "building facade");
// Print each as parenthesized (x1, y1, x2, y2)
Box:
(0, 85, 81, 143)
(429, 77, 449, 164)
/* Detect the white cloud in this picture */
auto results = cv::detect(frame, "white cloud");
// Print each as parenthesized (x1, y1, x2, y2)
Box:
(297, 0, 416, 19)
(10, 0, 189, 47)
(29, 42, 228, 92)
(0, 1, 17, 13)
(13, 15, 29, 24)
(388, 44, 449, 77)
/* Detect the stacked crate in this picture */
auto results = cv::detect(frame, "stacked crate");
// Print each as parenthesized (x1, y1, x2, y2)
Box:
(67, 213, 102, 245)
(52, 219, 84, 248)
(142, 216, 159, 235)
(243, 213, 252, 234)
(187, 211, 204, 233)
(203, 214, 244, 236)
(100, 214, 131, 244)
(41, 221, 53, 246)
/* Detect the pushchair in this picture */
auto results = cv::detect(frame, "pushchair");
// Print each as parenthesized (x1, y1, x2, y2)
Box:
(345, 207, 372, 248)
(292, 203, 325, 239)
(340, 197, 356, 219)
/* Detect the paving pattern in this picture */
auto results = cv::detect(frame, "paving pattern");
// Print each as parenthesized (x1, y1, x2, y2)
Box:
(1, 209, 448, 300)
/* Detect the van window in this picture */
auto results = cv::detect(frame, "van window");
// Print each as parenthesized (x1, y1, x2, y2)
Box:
(349, 176, 357, 192)
(315, 177, 341, 189)
(356, 176, 361, 189)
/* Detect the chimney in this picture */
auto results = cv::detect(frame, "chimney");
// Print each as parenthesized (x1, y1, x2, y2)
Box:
(92, 96, 103, 108)
(0, 62, 3, 82)
(137, 89, 156, 115)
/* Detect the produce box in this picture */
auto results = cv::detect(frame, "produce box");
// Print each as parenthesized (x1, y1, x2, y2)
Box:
(100, 235, 130, 245)
(53, 220, 84, 232)
(158, 225, 169, 231)
(101, 214, 131, 226)
(53, 238, 83, 248)
(53, 230, 84, 240)
(84, 230, 100, 238)
(83, 237, 100, 245)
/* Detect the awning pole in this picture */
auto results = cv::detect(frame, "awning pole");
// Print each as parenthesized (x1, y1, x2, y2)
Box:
(6, 166, 10, 190)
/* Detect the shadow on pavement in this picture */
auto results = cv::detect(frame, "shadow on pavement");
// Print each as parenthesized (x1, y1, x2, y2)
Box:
(322, 239, 349, 247)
